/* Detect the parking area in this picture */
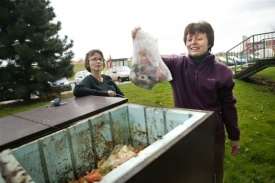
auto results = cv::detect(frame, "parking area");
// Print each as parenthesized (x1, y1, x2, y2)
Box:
(0, 81, 131, 105)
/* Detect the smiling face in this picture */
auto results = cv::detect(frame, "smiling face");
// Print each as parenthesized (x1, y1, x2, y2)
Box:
(186, 32, 209, 57)
(183, 21, 215, 56)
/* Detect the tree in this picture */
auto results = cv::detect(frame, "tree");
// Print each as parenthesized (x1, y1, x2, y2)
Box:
(0, 0, 74, 102)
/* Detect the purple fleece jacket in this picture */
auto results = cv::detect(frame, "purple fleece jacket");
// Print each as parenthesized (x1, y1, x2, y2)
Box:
(162, 54, 240, 143)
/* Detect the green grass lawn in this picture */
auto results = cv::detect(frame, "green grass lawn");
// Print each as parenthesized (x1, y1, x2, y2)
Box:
(224, 79, 275, 183)
(1, 66, 275, 182)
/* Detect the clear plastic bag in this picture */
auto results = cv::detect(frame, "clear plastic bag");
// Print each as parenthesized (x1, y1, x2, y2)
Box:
(130, 30, 172, 90)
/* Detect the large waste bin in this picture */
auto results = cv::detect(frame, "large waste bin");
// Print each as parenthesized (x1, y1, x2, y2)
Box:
(0, 103, 215, 183)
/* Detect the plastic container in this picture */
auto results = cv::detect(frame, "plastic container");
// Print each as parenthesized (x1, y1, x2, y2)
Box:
(0, 103, 215, 183)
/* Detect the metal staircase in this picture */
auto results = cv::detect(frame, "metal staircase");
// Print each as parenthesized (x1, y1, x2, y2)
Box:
(234, 58, 275, 79)
(225, 31, 275, 79)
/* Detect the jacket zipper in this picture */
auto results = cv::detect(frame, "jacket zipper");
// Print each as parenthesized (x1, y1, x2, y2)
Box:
(193, 68, 199, 108)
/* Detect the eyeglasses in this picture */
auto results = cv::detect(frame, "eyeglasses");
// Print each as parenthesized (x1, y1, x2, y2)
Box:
(90, 57, 104, 62)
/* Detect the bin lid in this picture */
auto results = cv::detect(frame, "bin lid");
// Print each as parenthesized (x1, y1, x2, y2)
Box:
(0, 96, 128, 151)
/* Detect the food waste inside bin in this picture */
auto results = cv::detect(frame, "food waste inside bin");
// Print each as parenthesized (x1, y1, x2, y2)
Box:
(0, 103, 214, 183)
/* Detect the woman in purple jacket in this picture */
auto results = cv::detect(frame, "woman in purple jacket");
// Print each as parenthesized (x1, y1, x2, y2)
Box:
(132, 21, 240, 183)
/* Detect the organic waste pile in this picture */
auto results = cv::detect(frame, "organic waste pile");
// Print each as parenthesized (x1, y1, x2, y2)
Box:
(68, 145, 142, 183)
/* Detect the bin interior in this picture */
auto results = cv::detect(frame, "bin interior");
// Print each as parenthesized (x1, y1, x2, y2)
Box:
(3, 103, 208, 183)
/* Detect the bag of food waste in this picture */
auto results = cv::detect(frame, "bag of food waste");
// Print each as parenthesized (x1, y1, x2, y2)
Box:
(130, 30, 172, 90)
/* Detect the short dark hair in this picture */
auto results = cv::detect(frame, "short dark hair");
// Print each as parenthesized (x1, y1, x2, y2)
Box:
(183, 21, 214, 52)
(84, 49, 105, 72)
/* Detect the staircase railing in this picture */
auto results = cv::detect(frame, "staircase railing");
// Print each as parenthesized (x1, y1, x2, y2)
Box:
(225, 31, 275, 74)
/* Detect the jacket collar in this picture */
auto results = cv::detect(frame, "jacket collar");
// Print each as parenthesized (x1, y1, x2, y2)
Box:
(187, 54, 215, 68)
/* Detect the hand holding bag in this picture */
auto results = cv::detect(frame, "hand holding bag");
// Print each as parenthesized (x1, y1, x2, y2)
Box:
(130, 30, 172, 90)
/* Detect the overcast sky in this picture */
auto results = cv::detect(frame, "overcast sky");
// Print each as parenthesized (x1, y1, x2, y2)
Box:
(50, 0, 275, 60)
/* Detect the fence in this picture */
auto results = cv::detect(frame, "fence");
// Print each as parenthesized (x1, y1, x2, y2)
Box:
(226, 31, 275, 64)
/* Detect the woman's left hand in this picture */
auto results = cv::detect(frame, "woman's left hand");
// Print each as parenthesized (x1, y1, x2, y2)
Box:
(230, 140, 240, 156)
(107, 90, 116, 97)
